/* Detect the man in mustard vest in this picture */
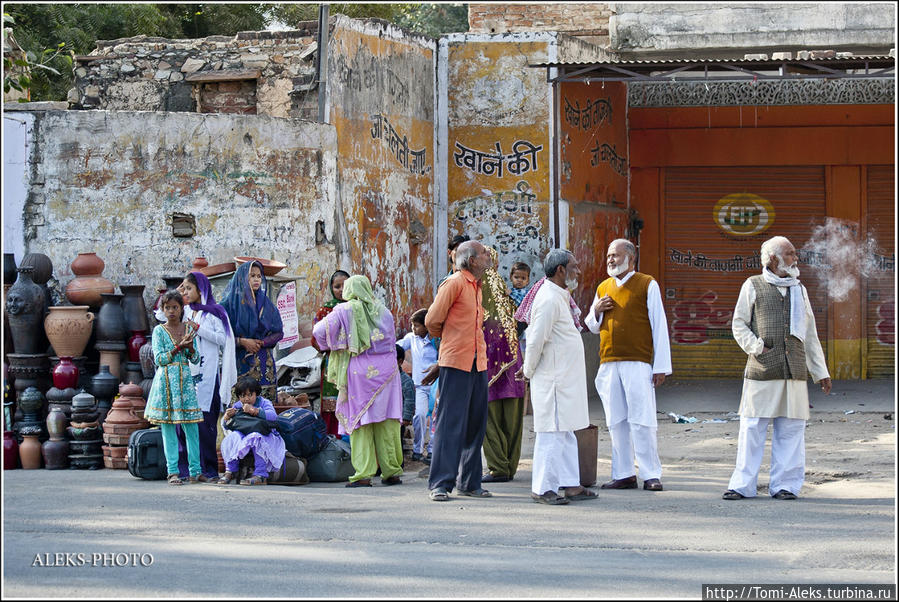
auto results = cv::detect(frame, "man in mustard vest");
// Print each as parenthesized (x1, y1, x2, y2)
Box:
(723, 235, 831, 500)
(585, 239, 671, 491)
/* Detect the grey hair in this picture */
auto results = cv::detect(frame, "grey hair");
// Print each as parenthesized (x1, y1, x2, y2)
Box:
(543, 249, 574, 277)
(760, 236, 791, 267)
(608, 238, 636, 258)
(454, 241, 479, 271)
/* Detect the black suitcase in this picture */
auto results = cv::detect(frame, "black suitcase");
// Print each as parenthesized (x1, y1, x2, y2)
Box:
(276, 407, 328, 459)
(127, 428, 167, 480)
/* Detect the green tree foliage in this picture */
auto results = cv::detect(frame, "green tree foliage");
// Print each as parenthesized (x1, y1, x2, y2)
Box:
(393, 3, 469, 38)
(267, 4, 408, 28)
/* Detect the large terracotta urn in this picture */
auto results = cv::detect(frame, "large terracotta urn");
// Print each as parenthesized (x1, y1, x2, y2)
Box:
(19, 427, 42, 469)
(5, 267, 47, 354)
(44, 306, 94, 358)
(65, 253, 114, 310)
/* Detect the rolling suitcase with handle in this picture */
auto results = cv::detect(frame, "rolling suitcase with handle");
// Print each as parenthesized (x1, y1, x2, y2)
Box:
(127, 428, 167, 480)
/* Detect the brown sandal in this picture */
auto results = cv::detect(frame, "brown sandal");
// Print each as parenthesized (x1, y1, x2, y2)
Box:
(217, 471, 235, 485)
(167, 474, 184, 486)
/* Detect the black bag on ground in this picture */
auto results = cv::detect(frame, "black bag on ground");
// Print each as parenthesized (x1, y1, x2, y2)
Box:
(306, 435, 354, 482)
(225, 411, 277, 436)
(127, 428, 167, 480)
(267, 451, 310, 485)
(275, 407, 328, 459)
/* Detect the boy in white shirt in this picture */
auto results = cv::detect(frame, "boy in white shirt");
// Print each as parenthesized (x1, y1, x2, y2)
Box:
(398, 308, 439, 462)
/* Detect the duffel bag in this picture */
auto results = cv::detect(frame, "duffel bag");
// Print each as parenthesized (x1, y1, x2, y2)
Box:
(306, 435, 354, 482)
(127, 428, 167, 480)
(267, 451, 310, 486)
(276, 407, 328, 459)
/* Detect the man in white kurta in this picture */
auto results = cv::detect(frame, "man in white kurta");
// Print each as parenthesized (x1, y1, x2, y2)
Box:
(585, 239, 671, 491)
(724, 236, 831, 500)
(520, 250, 595, 505)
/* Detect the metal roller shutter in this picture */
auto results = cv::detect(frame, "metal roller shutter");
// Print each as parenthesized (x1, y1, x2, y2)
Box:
(865, 166, 895, 378)
(664, 167, 828, 378)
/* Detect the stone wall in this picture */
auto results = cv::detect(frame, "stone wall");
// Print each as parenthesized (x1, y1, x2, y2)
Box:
(7, 108, 341, 323)
(71, 26, 320, 119)
(468, 3, 612, 47)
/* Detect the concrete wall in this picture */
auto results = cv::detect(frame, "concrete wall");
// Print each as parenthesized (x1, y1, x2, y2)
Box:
(8, 109, 339, 321)
(327, 16, 436, 329)
(72, 28, 319, 118)
(609, 3, 897, 56)
(440, 32, 557, 288)
(468, 3, 612, 47)
(2, 112, 35, 265)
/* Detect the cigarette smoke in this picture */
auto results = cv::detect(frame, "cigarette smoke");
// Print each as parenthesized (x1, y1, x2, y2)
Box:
(800, 217, 881, 302)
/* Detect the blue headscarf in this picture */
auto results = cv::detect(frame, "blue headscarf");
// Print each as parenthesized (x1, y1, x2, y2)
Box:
(219, 260, 283, 341)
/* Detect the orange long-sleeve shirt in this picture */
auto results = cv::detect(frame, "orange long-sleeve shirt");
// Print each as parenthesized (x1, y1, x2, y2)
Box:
(425, 270, 487, 372)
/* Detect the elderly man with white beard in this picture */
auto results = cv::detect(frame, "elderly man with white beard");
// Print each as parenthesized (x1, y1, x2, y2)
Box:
(585, 239, 671, 492)
(723, 235, 831, 501)
(517, 249, 597, 505)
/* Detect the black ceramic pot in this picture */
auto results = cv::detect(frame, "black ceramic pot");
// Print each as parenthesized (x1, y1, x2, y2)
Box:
(91, 365, 119, 404)
(19, 253, 53, 286)
(3, 253, 17, 284)
(120, 285, 150, 333)
(5, 268, 47, 354)
(95, 293, 127, 346)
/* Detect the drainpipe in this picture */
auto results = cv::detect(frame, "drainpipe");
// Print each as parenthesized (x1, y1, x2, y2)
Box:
(316, 4, 330, 123)
(551, 76, 560, 248)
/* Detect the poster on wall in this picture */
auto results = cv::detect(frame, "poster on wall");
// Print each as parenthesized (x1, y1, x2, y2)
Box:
(276, 281, 298, 350)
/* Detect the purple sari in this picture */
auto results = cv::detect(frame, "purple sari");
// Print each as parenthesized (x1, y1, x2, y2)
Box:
(311, 302, 402, 435)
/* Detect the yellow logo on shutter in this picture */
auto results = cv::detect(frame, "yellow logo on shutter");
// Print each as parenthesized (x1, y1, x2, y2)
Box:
(713, 193, 775, 236)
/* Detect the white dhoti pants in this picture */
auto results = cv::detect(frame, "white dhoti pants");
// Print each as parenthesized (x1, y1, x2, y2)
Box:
(531, 431, 580, 495)
(727, 416, 806, 497)
(595, 361, 662, 480)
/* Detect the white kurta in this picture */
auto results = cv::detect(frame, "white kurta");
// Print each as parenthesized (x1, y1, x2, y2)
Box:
(183, 307, 236, 413)
(732, 278, 829, 420)
(522, 280, 589, 433)
(584, 271, 672, 427)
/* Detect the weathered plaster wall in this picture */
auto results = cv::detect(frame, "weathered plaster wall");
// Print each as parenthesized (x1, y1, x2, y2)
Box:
(72, 27, 319, 118)
(609, 3, 897, 56)
(12, 109, 339, 321)
(328, 16, 436, 329)
(442, 33, 555, 289)
(468, 3, 613, 48)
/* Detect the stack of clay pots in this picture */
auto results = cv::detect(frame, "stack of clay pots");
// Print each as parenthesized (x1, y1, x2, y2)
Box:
(42, 404, 70, 469)
(91, 365, 119, 426)
(68, 391, 103, 469)
(102, 383, 149, 469)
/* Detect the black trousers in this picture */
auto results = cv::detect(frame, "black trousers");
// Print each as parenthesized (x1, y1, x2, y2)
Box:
(427, 362, 488, 492)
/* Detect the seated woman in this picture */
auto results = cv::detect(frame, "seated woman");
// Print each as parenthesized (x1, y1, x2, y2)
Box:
(218, 376, 286, 486)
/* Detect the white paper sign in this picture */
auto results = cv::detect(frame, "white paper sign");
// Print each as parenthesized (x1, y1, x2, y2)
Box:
(276, 281, 299, 349)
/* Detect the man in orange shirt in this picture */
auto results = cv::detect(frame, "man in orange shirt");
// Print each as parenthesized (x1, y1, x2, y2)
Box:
(424, 240, 493, 502)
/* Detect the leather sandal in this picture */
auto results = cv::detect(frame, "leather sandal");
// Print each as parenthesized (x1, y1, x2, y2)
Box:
(345, 479, 372, 488)
(532, 491, 569, 505)
(722, 489, 745, 500)
(240, 475, 267, 486)
(167, 473, 184, 486)
(217, 471, 235, 485)
(564, 487, 598, 501)
(456, 488, 492, 498)
(188, 474, 211, 484)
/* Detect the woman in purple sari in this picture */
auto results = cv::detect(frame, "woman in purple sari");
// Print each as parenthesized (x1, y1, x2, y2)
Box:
(312, 275, 404, 488)
(480, 248, 526, 482)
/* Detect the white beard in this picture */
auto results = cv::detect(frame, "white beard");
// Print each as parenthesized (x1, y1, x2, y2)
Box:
(565, 278, 578, 291)
(784, 263, 800, 279)
(607, 257, 629, 278)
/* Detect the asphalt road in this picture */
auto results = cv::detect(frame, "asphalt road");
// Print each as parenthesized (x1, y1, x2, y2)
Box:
(3, 379, 895, 598)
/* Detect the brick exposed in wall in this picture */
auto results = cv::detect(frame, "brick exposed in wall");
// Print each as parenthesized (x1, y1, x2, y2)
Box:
(468, 2, 612, 41)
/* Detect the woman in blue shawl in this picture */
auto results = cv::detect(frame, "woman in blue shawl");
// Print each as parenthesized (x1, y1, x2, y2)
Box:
(220, 260, 283, 401)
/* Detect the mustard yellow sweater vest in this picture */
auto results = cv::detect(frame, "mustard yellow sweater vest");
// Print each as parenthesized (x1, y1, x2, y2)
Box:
(597, 272, 654, 364)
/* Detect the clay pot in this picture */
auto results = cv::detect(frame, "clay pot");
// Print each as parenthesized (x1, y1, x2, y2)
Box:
(71, 390, 97, 411)
(3, 430, 19, 469)
(98, 350, 122, 380)
(123, 361, 142, 385)
(45, 404, 68, 439)
(65, 253, 115, 310)
(139, 342, 155, 379)
(42, 405, 70, 469)
(17, 386, 44, 422)
(127, 331, 148, 363)
(192, 257, 209, 270)
(5, 267, 47, 354)
(44, 306, 94, 358)
(95, 293, 127, 346)
(120, 285, 150, 333)
(19, 431, 42, 469)
(51, 356, 79, 389)
(118, 382, 147, 424)
(91, 364, 119, 405)
(3, 253, 17, 284)
(20, 253, 53, 286)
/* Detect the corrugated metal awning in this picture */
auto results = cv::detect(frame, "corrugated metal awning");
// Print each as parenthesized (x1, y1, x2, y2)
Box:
(530, 55, 896, 83)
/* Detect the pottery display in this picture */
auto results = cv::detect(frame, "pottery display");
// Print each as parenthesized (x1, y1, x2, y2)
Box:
(198, 262, 236, 278)
(3, 253, 17, 284)
(98, 350, 123, 381)
(5, 267, 47, 355)
(138, 341, 155, 400)
(19, 253, 53, 286)
(46, 386, 77, 419)
(19, 427, 42, 469)
(91, 365, 119, 423)
(68, 391, 103, 469)
(42, 405, 70, 469)
(16, 386, 44, 425)
(119, 382, 147, 424)
(65, 253, 115, 310)
(120, 285, 150, 333)
(6, 353, 51, 400)
(192, 257, 209, 271)
(44, 306, 94, 359)
(50, 356, 89, 391)
(127, 331, 148, 363)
